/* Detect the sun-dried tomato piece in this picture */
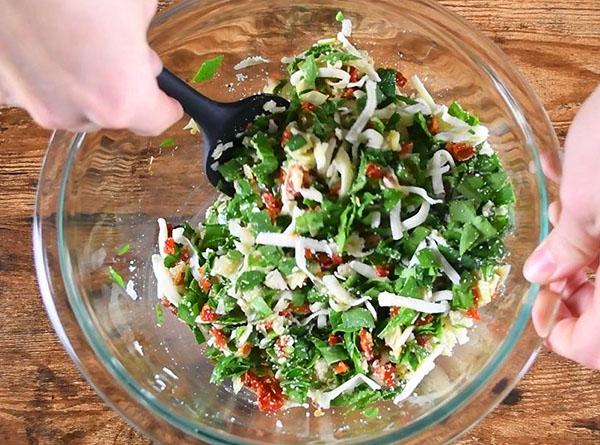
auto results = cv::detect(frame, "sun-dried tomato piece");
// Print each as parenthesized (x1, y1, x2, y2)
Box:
(164, 237, 175, 255)
(334, 361, 350, 374)
(239, 342, 252, 357)
(359, 328, 374, 361)
(373, 360, 397, 388)
(242, 372, 284, 412)
(365, 163, 385, 180)
(428, 116, 440, 135)
(328, 334, 343, 346)
(466, 307, 480, 321)
(349, 67, 360, 83)
(415, 334, 431, 347)
(291, 303, 311, 315)
(395, 71, 408, 88)
(301, 101, 316, 112)
(281, 128, 292, 147)
(200, 277, 212, 293)
(261, 192, 282, 220)
(400, 141, 414, 155)
(200, 304, 219, 322)
(316, 253, 343, 270)
(342, 88, 355, 99)
(375, 265, 390, 278)
(415, 314, 434, 326)
(446, 142, 476, 162)
(210, 327, 228, 349)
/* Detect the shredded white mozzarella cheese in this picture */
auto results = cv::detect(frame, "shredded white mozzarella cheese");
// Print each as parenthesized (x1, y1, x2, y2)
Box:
(378, 292, 450, 313)
(151, 254, 180, 305)
(346, 80, 377, 143)
(390, 201, 404, 240)
(233, 55, 270, 70)
(157, 218, 168, 259)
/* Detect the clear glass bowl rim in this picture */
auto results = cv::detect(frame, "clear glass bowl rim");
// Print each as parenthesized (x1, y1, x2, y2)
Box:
(33, 0, 556, 443)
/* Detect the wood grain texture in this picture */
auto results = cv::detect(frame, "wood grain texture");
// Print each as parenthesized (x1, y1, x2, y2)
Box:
(0, 0, 598, 444)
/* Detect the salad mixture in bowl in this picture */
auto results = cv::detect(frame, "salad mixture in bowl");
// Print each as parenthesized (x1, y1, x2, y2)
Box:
(152, 16, 515, 414)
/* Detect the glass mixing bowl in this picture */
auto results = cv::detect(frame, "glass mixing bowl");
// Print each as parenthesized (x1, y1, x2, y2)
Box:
(34, 0, 560, 443)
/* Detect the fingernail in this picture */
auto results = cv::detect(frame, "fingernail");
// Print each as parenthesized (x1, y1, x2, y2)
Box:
(524, 245, 556, 283)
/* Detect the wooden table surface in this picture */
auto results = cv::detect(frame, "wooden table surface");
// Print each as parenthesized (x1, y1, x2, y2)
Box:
(0, 1, 599, 444)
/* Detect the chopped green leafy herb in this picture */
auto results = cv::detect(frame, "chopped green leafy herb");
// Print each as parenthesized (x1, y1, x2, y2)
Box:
(192, 54, 224, 82)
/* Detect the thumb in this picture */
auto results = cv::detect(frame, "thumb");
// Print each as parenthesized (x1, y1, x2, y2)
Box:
(524, 209, 599, 284)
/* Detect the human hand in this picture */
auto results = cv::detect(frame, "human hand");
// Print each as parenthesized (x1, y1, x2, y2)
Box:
(524, 85, 600, 369)
(0, 0, 182, 135)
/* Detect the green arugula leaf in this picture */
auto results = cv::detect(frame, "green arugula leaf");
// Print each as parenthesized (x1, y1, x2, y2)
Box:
(251, 132, 279, 184)
(236, 270, 266, 291)
(116, 243, 130, 256)
(376, 68, 396, 99)
(451, 275, 475, 309)
(159, 137, 176, 148)
(313, 339, 349, 365)
(296, 210, 325, 236)
(249, 295, 272, 319)
(155, 303, 165, 327)
(210, 355, 250, 384)
(448, 101, 480, 126)
(334, 308, 375, 332)
(301, 55, 318, 89)
(459, 223, 480, 255)
(193, 54, 224, 82)
(108, 266, 125, 288)
(285, 134, 308, 151)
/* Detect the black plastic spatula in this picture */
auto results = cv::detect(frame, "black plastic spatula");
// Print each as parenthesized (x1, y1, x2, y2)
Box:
(157, 68, 289, 195)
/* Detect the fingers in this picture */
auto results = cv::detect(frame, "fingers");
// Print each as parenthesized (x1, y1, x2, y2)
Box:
(532, 289, 570, 338)
(128, 76, 183, 136)
(548, 201, 560, 227)
(523, 209, 600, 285)
(149, 49, 163, 77)
(546, 304, 600, 370)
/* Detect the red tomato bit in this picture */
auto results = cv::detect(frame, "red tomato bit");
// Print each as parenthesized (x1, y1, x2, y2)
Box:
(446, 142, 476, 162)
(428, 116, 440, 135)
(281, 128, 292, 147)
(239, 342, 252, 357)
(301, 101, 316, 112)
(400, 141, 414, 155)
(365, 163, 385, 180)
(200, 277, 212, 293)
(164, 237, 175, 255)
(395, 71, 408, 88)
(415, 334, 430, 347)
(359, 328, 374, 361)
(334, 361, 350, 374)
(328, 334, 343, 346)
(291, 303, 311, 315)
(415, 314, 434, 326)
(342, 88, 355, 99)
(316, 253, 343, 270)
(373, 360, 398, 388)
(242, 372, 285, 412)
(349, 67, 360, 83)
(200, 304, 219, 322)
(466, 307, 480, 321)
(210, 327, 228, 349)
(390, 307, 400, 318)
(261, 192, 282, 220)
(374, 265, 390, 278)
